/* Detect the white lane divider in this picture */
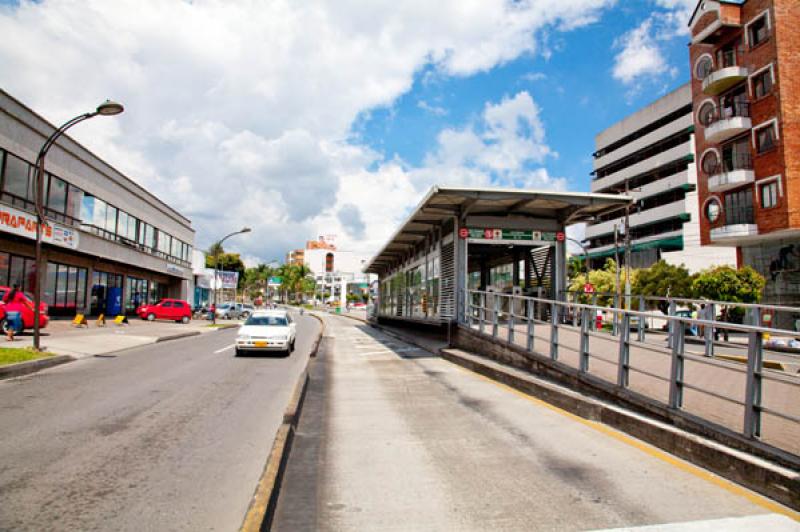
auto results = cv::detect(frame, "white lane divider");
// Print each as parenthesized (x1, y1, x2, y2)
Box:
(214, 344, 235, 354)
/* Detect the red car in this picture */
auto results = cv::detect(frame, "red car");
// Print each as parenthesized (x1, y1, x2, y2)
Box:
(136, 299, 192, 324)
(0, 286, 50, 332)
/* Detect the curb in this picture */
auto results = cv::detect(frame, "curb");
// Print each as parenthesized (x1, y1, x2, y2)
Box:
(155, 331, 203, 343)
(440, 347, 800, 512)
(240, 312, 325, 532)
(0, 354, 74, 380)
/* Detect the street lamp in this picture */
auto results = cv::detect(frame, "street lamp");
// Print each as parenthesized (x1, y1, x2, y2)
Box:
(32, 100, 124, 351)
(212, 227, 251, 323)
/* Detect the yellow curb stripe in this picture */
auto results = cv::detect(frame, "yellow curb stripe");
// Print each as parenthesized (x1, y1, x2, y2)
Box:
(450, 363, 800, 522)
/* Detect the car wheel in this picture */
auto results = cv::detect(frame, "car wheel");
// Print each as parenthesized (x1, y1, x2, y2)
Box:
(241, 312, 250, 319)
(181, 316, 190, 324)
(290, 339, 296, 352)
(147, 313, 156, 321)
(234, 347, 241, 357)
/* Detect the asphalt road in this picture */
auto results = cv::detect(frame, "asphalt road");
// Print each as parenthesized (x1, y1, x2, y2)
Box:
(0, 312, 320, 532)
(273, 314, 798, 531)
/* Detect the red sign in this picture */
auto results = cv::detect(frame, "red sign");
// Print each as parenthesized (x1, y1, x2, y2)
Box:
(459, 228, 469, 239)
(556, 231, 565, 242)
(584, 283, 595, 294)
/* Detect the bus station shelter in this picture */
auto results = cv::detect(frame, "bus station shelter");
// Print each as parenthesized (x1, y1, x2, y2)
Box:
(365, 186, 631, 324)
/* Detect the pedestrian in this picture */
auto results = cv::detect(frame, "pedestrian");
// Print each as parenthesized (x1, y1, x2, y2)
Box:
(690, 306, 699, 336)
(2, 284, 31, 341)
(716, 307, 730, 342)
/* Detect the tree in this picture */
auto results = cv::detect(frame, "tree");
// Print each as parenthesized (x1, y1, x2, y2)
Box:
(568, 259, 636, 307)
(692, 266, 765, 304)
(633, 260, 695, 310)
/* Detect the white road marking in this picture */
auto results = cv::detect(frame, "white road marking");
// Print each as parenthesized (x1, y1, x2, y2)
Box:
(214, 344, 235, 354)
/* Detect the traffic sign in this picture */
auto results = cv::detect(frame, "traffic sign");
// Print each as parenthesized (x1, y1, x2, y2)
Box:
(584, 283, 595, 294)
(459, 227, 469, 239)
(556, 231, 566, 242)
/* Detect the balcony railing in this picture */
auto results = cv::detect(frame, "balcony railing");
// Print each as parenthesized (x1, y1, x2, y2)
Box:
(706, 152, 753, 175)
(723, 206, 755, 226)
(719, 49, 737, 68)
(701, 101, 750, 127)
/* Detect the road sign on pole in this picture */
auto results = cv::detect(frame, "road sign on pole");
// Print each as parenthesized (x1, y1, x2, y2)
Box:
(584, 283, 595, 294)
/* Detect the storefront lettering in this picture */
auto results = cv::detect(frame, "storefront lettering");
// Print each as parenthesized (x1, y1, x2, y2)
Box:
(0, 205, 76, 249)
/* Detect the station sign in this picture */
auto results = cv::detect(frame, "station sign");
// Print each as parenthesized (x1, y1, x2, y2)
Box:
(462, 228, 559, 243)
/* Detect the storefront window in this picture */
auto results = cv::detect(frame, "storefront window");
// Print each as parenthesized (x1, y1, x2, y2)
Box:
(8, 255, 36, 293)
(91, 271, 123, 316)
(126, 276, 149, 313)
(0, 252, 9, 286)
(44, 263, 57, 306)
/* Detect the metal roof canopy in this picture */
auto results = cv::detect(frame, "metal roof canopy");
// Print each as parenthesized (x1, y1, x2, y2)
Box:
(365, 186, 632, 274)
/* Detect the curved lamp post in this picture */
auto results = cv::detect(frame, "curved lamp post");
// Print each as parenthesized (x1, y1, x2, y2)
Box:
(212, 227, 251, 323)
(33, 100, 124, 350)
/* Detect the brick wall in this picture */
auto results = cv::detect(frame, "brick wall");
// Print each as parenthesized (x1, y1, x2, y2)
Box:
(775, 0, 800, 228)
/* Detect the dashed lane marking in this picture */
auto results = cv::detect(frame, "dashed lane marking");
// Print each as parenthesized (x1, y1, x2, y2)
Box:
(214, 344, 235, 354)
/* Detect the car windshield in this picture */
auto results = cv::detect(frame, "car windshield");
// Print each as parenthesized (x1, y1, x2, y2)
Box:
(245, 315, 288, 326)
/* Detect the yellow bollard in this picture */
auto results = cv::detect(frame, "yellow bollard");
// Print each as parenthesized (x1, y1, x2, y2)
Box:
(96, 313, 106, 327)
(114, 315, 129, 325)
(72, 314, 88, 328)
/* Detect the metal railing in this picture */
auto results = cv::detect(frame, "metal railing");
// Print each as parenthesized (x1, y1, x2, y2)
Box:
(701, 101, 751, 127)
(461, 289, 800, 454)
(704, 152, 753, 176)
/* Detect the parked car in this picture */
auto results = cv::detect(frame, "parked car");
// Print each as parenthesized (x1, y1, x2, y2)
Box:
(136, 299, 192, 323)
(235, 310, 296, 356)
(0, 286, 49, 332)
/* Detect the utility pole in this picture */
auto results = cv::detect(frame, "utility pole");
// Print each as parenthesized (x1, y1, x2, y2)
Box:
(614, 223, 621, 303)
(624, 180, 632, 310)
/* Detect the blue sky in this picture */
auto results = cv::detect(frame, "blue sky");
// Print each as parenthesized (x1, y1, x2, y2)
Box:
(0, 0, 699, 263)
(354, 2, 693, 194)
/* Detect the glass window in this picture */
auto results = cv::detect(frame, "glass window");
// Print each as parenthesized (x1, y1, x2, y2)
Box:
(749, 15, 769, 48)
(761, 181, 778, 209)
(81, 195, 95, 225)
(2, 153, 32, 200)
(56, 264, 68, 307)
(158, 231, 171, 254)
(44, 262, 57, 306)
(756, 123, 777, 153)
(695, 56, 712, 80)
(93, 198, 107, 229)
(67, 185, 83, 221)
(701, 151, 718, 175)
(76, 268, 87, 309)
(162, 301, 173, 308)
(9, 255, 25, 290)
(128, 216, 138, 241)
(106, 205, 118, 234)
(145, 225, 155, 249)
(47, 174, 68, 213)
(698, 103, 715, 126)
(753, 69, 773, 99)
(724, 189, 755, 225)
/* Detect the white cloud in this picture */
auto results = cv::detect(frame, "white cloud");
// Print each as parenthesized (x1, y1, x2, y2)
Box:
(417, 100, 448, 116)
(0, 0, 614, 262)
(612, 19, 668, 85)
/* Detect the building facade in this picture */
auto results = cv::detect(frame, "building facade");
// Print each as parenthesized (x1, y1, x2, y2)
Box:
(586, 83, 736, 272)
(689, 0, 800, 305)
(0, 90, 194, 316)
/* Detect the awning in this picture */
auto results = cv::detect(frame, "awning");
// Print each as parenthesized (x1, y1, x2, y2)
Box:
(365, 186, 632, 275)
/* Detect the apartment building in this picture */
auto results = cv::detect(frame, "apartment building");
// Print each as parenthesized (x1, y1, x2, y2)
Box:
(586, 83, 736, 271)
(689, 0, 800, 305)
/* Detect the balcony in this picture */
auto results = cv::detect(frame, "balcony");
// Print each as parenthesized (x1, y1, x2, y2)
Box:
(702, 102, 751, 144)
(707, 153, 754, 193)
(710, 207, 758, 243)
(703, 65, 749, 96)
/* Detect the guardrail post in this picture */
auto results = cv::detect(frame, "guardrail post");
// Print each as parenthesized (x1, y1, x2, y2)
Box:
(478, 292, 485, 334)
(617, 313, 631, 387)
(668, 319, 685, 409)
(550, 301, 559, 361)
(508, 295, 515, 344)
(526, 299, 534, 351)
(591, 293, 598, 330)
(637, 295, 645, 342)
(667, 299, 676, 349)
(579, 307, 590, 372)
(705, 302, 715, 358)
(744, 331, 763, 439)
(492, 295, 499, 338)
(612, 294, 620, 336)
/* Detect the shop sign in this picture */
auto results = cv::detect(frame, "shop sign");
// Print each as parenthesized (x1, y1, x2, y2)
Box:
(166, 264, 185, 276)
(218, 271, 239, 289)
(267, 276, 282, 287)
(0, 204, 79, 250)
(196, 274, 212, 289)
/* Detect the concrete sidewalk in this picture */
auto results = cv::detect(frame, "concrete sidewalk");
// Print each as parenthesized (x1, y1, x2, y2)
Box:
(5, 317, 241, 359)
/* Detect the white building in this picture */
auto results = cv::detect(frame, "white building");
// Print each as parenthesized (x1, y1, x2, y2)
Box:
(585, 83, 736, 272)
(303, 248, 372, 304)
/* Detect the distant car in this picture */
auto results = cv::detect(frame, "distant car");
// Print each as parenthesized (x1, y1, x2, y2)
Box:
(0, 286, 49, 332)
(235, 310, 297, 356)
(215, 302, 254, 320)
(136, 299, 192, 323)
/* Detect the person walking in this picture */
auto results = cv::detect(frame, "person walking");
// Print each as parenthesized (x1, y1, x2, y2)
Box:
(2, 284, 32, 341)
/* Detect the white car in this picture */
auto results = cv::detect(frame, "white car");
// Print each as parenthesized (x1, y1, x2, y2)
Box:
(235, 310, 296, 356)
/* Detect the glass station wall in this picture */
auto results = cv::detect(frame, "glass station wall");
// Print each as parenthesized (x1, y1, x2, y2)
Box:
(379, 243, 441, 321)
